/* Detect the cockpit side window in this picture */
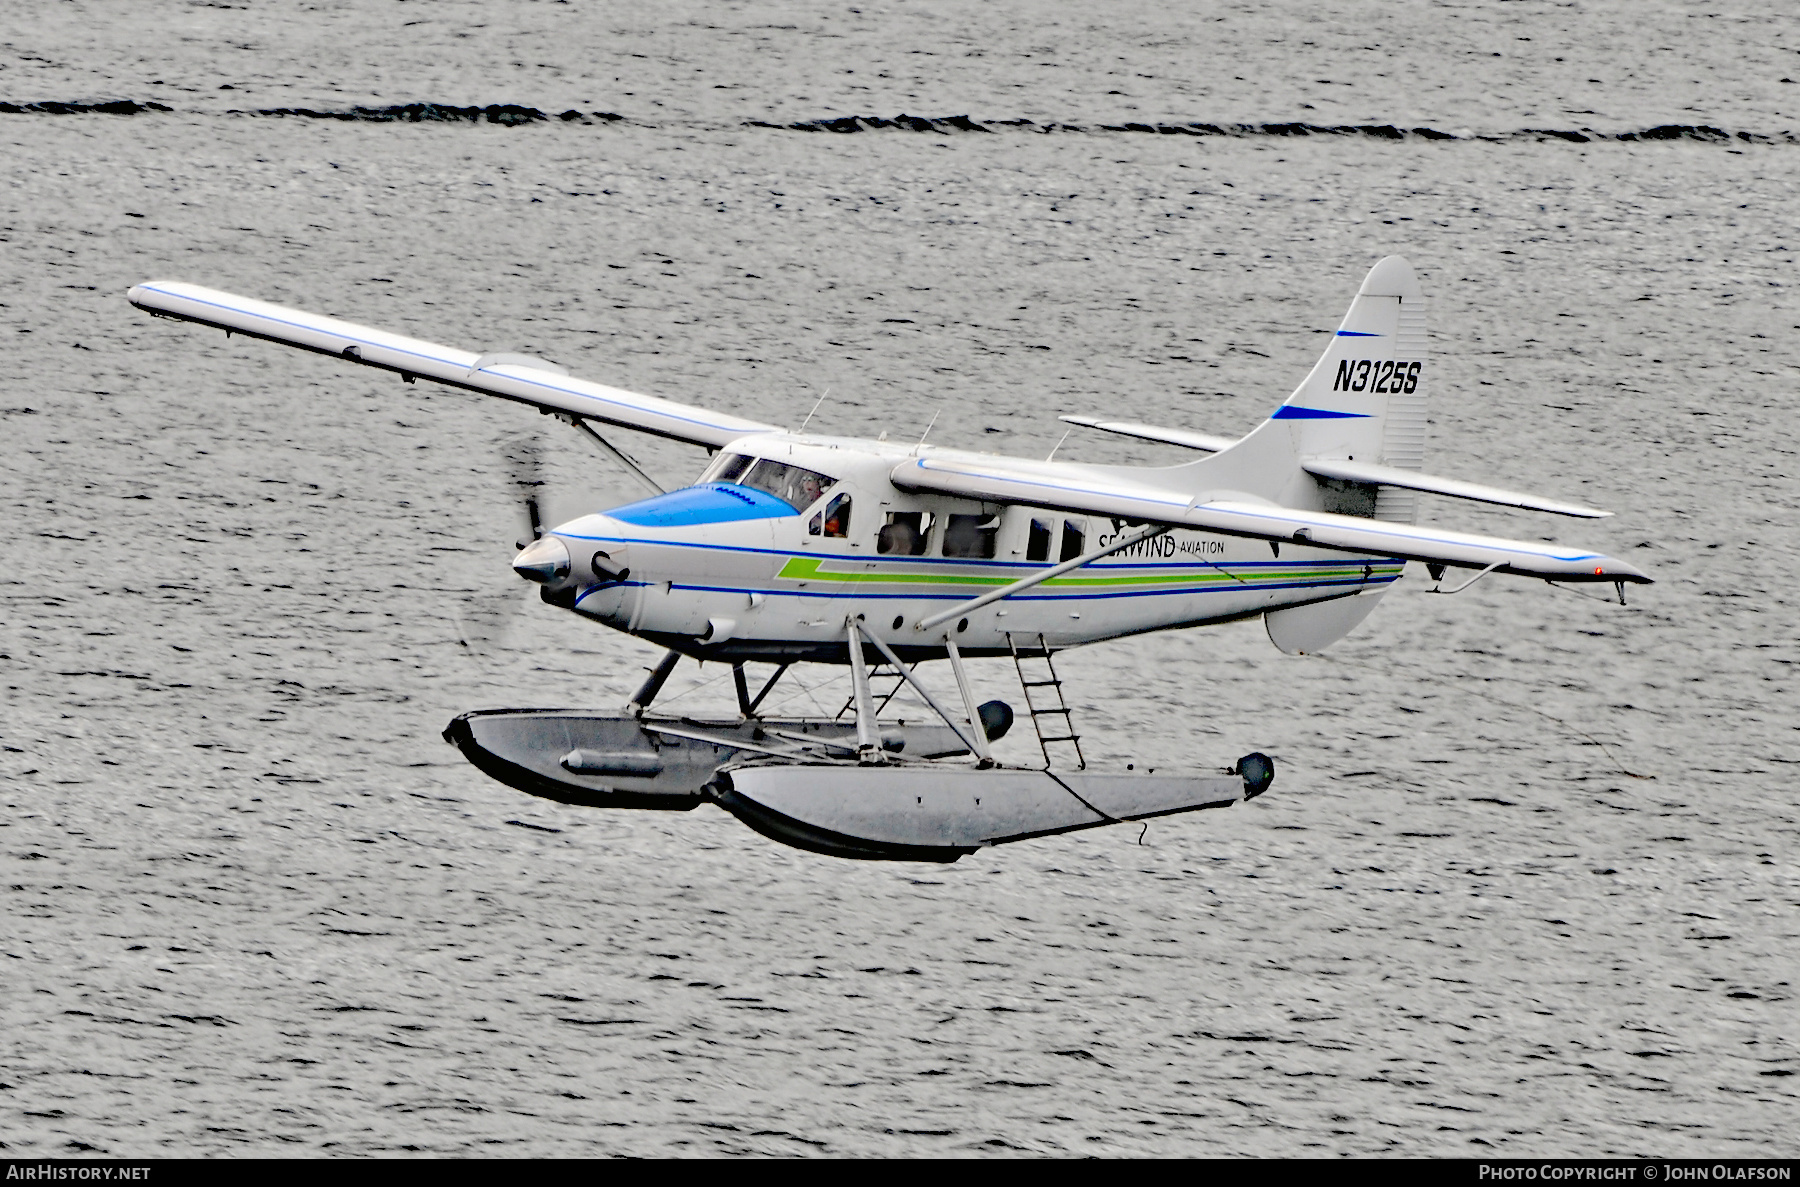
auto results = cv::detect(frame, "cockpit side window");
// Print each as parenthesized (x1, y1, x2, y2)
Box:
(809, 493, 853, 538)
(738, 458, 838, 511)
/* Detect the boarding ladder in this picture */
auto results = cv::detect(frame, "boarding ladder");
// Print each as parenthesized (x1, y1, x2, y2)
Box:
(1006, 632, 1086, 771)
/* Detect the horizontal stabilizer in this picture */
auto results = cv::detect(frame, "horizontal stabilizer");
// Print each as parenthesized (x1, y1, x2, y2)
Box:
(1059, 415, 1238, 454)
(1302, 457, 1609, 519)
(127, 281, 777, 448)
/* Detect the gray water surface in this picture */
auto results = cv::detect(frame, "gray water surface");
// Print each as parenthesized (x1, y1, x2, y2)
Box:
(2, 0, 1796, 1157)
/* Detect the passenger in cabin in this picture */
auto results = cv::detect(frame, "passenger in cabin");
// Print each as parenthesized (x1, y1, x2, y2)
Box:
(878, 511, 932, 555)
(943, 513, 999, 559)
(737, 457, 837, 511)
(878, 521, 917, 554)
(820, 493, 851, 538)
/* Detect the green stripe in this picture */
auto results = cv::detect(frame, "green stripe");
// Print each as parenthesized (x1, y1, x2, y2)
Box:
(775, 556, 1400, 590)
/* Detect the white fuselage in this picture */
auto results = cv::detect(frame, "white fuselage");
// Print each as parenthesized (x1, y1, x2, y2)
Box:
(544, 433, 1399, 662)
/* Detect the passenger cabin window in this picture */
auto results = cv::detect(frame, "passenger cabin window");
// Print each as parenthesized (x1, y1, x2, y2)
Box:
(879, 511, 933, 556)
(1026, 517, 1054, 563)
(715, 456, 838, 511)
(809, 492, 852, 538)
(944, 513, 1000, 559)
(1060, 519, 1086, 562)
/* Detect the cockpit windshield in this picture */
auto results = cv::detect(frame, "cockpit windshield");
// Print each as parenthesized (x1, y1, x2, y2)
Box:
(702, 453, 755, 484)
(702, 452, 837, 511)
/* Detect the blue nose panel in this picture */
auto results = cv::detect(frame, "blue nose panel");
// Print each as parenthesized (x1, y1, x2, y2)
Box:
(607, 483, 799, 527)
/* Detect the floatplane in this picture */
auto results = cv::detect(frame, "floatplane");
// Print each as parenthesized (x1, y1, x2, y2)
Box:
(129, 257, 1647, 861)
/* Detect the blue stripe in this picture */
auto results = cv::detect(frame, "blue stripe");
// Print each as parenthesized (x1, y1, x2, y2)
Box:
(640, 573, 1399, 605)
(556, 529, 1401, 572)
(1336, 330, 1381, 337)
(572, 570, 1402, 610)
(1270, 406, 1372, 420)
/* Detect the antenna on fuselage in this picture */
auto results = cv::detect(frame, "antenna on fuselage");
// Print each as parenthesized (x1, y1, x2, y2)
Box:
(1046, 428, 1072, 461)
(797, 387, 830, 434)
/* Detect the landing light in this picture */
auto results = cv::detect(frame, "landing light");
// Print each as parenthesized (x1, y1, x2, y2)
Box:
(513, 536, 571, 584)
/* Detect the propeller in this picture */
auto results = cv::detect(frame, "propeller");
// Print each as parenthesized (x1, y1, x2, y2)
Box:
(501, 431, 546, 548)
(458, 419, 656, 659)
(454, 430, 552, 658)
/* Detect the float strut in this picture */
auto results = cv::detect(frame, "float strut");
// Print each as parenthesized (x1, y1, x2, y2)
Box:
(861, 632, 990, 764)
(844, 618, 886, 765)
(625, 649, 682, 716)
(746, 664, 790, 716)
(732, 663, 752, 717)
(943, 638, 994, 765)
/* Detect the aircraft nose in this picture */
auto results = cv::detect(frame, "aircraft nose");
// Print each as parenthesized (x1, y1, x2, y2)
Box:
(513, 535, 572, 584)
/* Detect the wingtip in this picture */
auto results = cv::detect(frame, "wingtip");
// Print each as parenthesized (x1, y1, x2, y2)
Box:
(127, 279, 177, 309)
(1600, 560, 1652, 584)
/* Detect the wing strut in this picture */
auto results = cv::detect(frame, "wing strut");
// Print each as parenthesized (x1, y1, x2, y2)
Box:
(915, 523, 1171, 632)
(557, 413, 666, 495)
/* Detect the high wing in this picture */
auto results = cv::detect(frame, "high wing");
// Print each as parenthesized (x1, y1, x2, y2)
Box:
(891, 452, 1649, 584)
(126, 281, 778, 448)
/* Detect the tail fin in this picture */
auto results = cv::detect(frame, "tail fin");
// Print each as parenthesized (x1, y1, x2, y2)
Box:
(1135, 256, 1429, 654)
(1172, 255, 1430, 521)
(1275, 255, 1429, 522)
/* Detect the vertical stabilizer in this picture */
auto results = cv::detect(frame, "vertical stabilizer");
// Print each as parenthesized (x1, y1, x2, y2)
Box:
(1139, 256, 1430, 521)
(1141, 256, 1431, 653)
(1264, 254, 1428, 523)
